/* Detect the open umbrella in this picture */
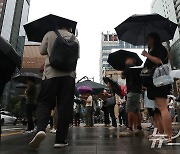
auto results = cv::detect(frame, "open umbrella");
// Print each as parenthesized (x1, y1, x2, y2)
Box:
(76, 80, 107, 95)
(103, 77, 121, 96)
(107, 50, 143, 70)
(0, 36, 21, 69)
(13, 72, 42, 84)
(115, 13, 177, 47)
(24, 14, 77, 42)
(77, 86, 93, 94)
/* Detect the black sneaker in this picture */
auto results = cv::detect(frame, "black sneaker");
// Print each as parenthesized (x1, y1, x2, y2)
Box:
(54, 142, 68, 148)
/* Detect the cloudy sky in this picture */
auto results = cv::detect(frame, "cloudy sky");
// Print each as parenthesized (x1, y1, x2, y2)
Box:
(28, 0, 153, 82)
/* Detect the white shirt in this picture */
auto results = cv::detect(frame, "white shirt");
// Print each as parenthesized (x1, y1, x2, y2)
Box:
(86, 96, 93, 107)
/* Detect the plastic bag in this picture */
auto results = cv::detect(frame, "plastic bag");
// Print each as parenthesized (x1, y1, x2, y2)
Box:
(153, 63, 174, 87)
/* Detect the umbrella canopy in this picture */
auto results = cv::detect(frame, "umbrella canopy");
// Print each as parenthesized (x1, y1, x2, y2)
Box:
(13, 72, 42, 84)
(103, 77, 121, 96)
(107, 50, 143, 70)
(24, 14, 77, 42)
(76, 80, 107, 95)
(0, 36, 21, 69)
(170, 70, 180, 79)
(77, 86, 93, 94)
(115, 13, 177, 46)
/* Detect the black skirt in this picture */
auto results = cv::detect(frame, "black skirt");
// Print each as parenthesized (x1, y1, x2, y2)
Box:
(146, 78, 171, 100)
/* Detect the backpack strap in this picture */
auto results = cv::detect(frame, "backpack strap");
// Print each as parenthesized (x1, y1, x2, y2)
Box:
(54, 30, 76, 41)
(54, 30, 62, 37)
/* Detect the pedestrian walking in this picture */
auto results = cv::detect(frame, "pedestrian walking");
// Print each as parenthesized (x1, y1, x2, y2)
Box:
(29, 21, 79, 148)
(25, 77, 37, 133)
(141, 32, 172, 141)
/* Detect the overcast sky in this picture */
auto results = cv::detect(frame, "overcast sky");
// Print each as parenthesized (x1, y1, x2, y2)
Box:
(28, 0, 153, 82)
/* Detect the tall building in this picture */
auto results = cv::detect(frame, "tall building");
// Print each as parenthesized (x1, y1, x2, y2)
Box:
(0, 0, 30, 56)
(100, 32, 144, 83)
(151, 0, 179, 45)
(0, 0, 31, 108)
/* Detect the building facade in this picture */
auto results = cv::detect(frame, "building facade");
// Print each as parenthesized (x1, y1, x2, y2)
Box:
(0, 0, 30, 56)
(22, 44, 45, 75)
(100, 32, 144, 84)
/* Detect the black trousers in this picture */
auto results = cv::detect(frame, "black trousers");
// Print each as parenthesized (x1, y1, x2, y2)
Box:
(86, 106, 93, 127)
(36, 76, 75, 143)
(74, 113, 80, 126)
(26, 104, 35, 131)
(108, 105, 117, 127)
(119, 108, 127, 126)
(102, 106, 110, 125)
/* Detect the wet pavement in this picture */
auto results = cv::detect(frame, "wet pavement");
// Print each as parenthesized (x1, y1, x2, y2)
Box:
(0, 125, 180, 154)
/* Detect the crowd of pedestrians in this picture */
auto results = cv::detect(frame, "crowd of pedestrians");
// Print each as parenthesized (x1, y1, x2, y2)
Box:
(0, 13, 180, 150)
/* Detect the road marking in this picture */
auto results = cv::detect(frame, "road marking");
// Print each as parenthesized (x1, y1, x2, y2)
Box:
(2, 128, 24, 131)
(1, 131, 23, 137)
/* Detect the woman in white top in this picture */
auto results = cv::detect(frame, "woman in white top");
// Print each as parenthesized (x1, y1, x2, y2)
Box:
(82, 93, 93, 127)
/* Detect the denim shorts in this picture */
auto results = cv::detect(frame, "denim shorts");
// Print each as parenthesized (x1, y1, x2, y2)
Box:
(126, 92, 141, 113)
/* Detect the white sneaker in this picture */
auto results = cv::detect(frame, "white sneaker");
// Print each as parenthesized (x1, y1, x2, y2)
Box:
(119, 128, 134, 137)
(54, 142, 68, 148)
(29, 131, 46, 149)
(108, 126, 117, 130)
(50, 128, 56, 134)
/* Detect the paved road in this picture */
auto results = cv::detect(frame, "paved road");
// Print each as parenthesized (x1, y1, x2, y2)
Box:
(0, 126, 180, 154)
(1, 124, 26, 137)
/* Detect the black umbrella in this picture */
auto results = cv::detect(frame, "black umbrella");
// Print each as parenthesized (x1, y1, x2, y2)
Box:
(115, 13, 177, 47)
(13, 72, 42, 84)
(103, 77, 121, 96)
(0, 36, 21, 69)
(24, 14, 77, 42)
(76, 80, 107, 95)
(107, 50, 143, 70)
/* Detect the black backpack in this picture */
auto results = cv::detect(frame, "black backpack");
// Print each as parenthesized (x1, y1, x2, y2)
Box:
(49, 30, 79, 72)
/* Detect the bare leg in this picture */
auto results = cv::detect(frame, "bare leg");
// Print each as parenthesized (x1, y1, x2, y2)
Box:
(128, 112, 134, 129)
(155, 98, 172, 138)
(135, 112, 142, 129)
(153, 113, 163, 134)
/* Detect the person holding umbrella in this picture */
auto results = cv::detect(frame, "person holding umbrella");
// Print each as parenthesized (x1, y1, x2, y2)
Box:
(103, 78, 119, 129)
(27, 15, 79, 149)
(78, 86, 94, 127)
(118, 58, 144, 137)
(141, 33, 172, 141)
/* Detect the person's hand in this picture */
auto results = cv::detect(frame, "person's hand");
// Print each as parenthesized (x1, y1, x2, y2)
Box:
(141, 50, 149, 57)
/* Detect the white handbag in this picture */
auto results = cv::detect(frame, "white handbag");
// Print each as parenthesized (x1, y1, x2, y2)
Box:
(153, 63, 174, 87)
